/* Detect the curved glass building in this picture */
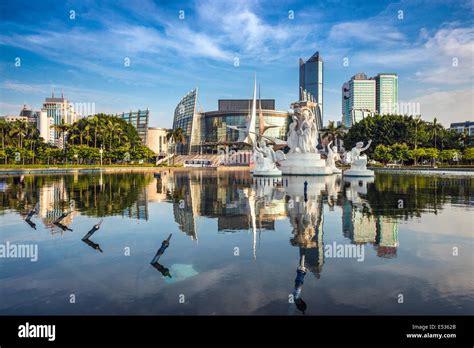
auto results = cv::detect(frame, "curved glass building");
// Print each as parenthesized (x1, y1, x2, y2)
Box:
(172, 88, 200, 155)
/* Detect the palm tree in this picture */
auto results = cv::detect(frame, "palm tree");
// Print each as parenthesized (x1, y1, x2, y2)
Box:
(0, 119, 11, 150)
(107, 119, 122, 151)
(9, 120, 29, 149)
(321, 121, 345, 151)
(413, 115, 423, 165)
(50, 121, 70, 153)
(166, 128, 185, 165)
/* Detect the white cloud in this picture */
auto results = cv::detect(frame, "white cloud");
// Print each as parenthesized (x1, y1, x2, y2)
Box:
(328, 20, 405, 44)
(408, 89, 474, 126)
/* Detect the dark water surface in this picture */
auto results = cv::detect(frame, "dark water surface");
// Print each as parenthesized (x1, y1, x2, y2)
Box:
(0, 170, 472, 315)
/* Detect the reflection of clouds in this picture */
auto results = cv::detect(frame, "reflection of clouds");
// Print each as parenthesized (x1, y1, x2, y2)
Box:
(404, 205, 473, 238)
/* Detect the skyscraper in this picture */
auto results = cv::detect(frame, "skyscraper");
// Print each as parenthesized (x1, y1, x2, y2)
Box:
(341, 73, 376, 128)
(299, 51, 323, 122)
(375, 73, 398, 115)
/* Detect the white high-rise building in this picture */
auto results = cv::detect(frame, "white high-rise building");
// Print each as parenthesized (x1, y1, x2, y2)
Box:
(42, 92, 78, 147)
(38, 110, 54, 144)
(342, 72, 398, 128)
(342, 73, 376, 128)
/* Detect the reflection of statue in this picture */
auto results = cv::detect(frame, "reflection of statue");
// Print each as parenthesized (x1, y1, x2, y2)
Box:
(292, 252, 307, 314)
(344, 140, 375, 177)
(326, 141, 341, 174)
(81, 220, 104, 253)
(151, 234, 173, 278)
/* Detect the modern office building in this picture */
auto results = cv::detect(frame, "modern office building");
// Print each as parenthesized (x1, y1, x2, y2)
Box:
(449, 121, 474, 136)
(342, 73, 399, 128)
(375, 73, 398, 115)
(118, 109, 150, 144)
(299, 51, 323, 123)
(146, 127, 169, 157)
(171, 89, 291, 155)
(342, 73, 376, 128)
(42, 93, 78, 147)
(199, 99, 290, 154)
(172, 88, 200, 155)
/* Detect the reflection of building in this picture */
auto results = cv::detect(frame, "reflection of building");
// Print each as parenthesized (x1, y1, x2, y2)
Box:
(122, 189, 149, 221)
(171, 89, 290, 155)
(38, 178, 76, 230)
(146, 127, 169, 157)
(341, 177, 399, 257)
(118, 109, 150, 144)
(376, 216, 399, 258)
(299, 51, 323, 123)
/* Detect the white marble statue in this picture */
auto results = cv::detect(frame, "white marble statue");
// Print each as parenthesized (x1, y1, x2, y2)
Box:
(253, 138, 283, 176)
(287, 106, 318, 154)
(344, 140, 374, 177)
(287, 116, 299, 153)
(277, 100, 332, 175)
(326, 141, 342, 174)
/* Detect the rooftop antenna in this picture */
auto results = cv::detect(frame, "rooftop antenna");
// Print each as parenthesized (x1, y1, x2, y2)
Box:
(61, 88, 64, 98)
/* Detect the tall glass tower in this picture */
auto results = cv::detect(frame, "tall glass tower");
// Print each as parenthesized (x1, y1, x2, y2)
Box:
(299, 51, 323, 122)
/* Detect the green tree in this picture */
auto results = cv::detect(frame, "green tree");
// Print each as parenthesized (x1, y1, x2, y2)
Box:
(390, 143, 409, 165)
(408, 148, 426, 165)
(463, 148, 474, 164)
(374, 144, 392, 164)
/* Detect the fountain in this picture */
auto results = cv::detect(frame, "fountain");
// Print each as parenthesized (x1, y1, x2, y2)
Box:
(277, 101, 333, 175)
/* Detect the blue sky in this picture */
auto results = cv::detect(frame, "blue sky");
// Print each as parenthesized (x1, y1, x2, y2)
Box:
(0, 0, 472, 127)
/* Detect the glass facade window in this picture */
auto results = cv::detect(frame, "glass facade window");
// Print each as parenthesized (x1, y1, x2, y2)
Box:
(119, 109, 149, 144)
(172, 89, 198, 155)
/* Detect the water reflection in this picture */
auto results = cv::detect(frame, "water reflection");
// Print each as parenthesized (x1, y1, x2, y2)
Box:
(81, 220, 103, 253)
(0, 171, 472, 315)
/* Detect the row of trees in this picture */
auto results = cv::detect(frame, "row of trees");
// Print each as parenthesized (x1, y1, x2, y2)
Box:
(342, 115, 471, 155)
(373, 144, 474, 165)
(0, 114, 156, 165)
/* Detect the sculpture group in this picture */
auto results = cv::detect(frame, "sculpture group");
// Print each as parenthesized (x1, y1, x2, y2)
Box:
(234, 77, 375, 177)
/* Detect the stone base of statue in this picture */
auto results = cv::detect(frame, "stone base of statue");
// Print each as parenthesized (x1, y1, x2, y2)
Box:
(278, 152, 333, 176)
(343, 156, 374, 177)
(253, 167, 282, 177)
